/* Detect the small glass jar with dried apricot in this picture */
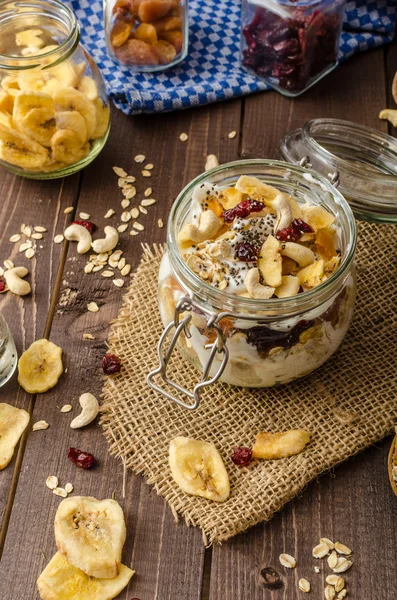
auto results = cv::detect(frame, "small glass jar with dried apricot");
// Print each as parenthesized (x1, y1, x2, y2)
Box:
(0, 0, 110, 179)
(105, 0, 188, 71)
(150, 160, 357, 408)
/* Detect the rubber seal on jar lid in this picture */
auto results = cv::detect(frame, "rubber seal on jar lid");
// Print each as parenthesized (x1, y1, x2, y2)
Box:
(280, 118, 397, 224)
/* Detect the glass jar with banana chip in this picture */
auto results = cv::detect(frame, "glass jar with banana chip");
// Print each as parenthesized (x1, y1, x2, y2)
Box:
(0, 0, 110, 179)
(150, 160, 357, 408)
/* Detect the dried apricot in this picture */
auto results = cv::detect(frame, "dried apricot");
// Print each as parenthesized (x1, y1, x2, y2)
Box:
(115, 38, 159, 65)
(160, 30, 183, 53)
(133, 23, 158, 44)
(138, 0, 174, 23)
(152, 15, 182, 34)
(111, 19, 133, 47)
(153, 39, 176, 64)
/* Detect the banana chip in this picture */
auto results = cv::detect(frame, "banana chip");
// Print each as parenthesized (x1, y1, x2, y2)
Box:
(53, 87, 97, 139)
(0, 123, 49, 169)
(15, 29, 45, 49)
(18, 339, 63, 394)
(37, 552, 134, 600)
(78, 76, 98, 101)
(92, 98, 110, 140)
(54, 496, 127, 579)
(252, 429, 311, 460)
(20, 107, 56, 146)
(55, 111, 88, 144)
(169, 436, 230, 502)
(0, 403, 30, 470)
(13, 91, 55, 124)
(51, 129, 90, 164)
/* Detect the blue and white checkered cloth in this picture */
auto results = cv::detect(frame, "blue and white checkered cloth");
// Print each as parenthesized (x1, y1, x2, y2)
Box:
(67, 0, 396, 114)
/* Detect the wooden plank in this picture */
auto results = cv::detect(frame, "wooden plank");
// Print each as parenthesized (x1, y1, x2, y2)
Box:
(209, 47, 397, 600)
(0, 169, 80, 537)
(0, 97, 243, 599)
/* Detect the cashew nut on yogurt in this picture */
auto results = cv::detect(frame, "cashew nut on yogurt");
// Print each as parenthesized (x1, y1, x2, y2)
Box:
(70, 392, 99, 429)
(245, 268, 275, 299)
(64, 223, 92, 254)
(91, 226, 119, 253)
(178, 210, 221, 245)
(4, 266, 31, 296)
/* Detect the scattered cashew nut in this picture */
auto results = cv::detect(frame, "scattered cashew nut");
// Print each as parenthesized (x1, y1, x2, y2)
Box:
(245, 268, 275, 299)
(70, 392, 99, 429)
(64, 223, 92, 254)
(270, 192, 293, 233)
(205, 154, 219, 171)
(92, 226, 119, 254)
(178, 210, 221, 245)
(4, 266, 31, 296)
(379, 108, 397, 128)
(280, 242, 315, 267)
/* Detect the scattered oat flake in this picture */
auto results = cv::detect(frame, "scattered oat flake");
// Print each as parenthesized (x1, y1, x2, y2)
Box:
(118, 177, 127, 187)
(54, 234, 64, 244)
(121, 211, 131, 223)
(46, 476, 58, 490)
(313, 543, 330, 559)
(179, 133, 188, 142)
(79, 212, 90, 220)
(22, 225, 32, 237)
(65, 483, 74, 494)
(139, 206, 148, 215)
(121, 264, 131, 277)
(314, 566, 320, 574)
(113, 166, 127, 177)
(87, 302, 99, 313)
(141, 170, 151, 177)
(326, 575, 345, 592)
(34, 226, 47, 232)
(129, 230, 139, 236)
(83, 333, 95, 340)
(118, 257, 126, 270)
(279, 554, 296, 569)
(60, 404, 72, 413)
(325, 585, 336, 600)
(33, 420, 49, 431)
(124, 187, 136, 199)
(19, 242, 31, 252)
(144, 187, 152, 197)
(141, 198, 156, 207)
(134, 154, 145, 163)
(133, 222, 144, 231)
(25, 248, 35, 259)
(337, 591, 347, 599)
(53, 487, 68, 498)
(84, 263, 94, 274)
(104, 209, 115, 219)
(31, 232, 43, 240)
(158, 218, 164, 228)
(144, 163, 154, 170)
(4, 259, 14, 269)
(130, 208, 139, 219)
(298, 578, 310, 593)
(10, 234, 21, 242)
(102, 270, 114, 278)
(93, 265, 103, 272)
(113, 278, 124, 288)
(228, 130, 237, 139)
(121, 199, 130, 209)
(320, 538, 335, 550)
(327, 551, 338, 569)
(332, 559, 353, 573)
(124, 175, 136, 183)
(64, 206, 73, 214)
(334, 542, 352, 555)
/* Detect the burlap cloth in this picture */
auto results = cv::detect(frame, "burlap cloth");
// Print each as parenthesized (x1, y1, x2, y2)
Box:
(101, 221, 397, 545)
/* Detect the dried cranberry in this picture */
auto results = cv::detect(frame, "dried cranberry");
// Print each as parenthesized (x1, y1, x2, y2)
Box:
(261, 567, 283, 590)
(68, 447, 96, 469)
(234, 242, 260, 262)
(222, 198, 265, 223)
(276, 218, 313, 242)
(71, 220, 96, 234)
(246, 320, 314, 356)
(231, 447, 253, 466)
(0, 277, 6, 293)
(103, 353, 122, 375)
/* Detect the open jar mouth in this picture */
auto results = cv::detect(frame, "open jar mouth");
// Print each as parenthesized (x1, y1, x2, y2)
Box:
(168, 159, 357, 317)
(281, 119, 397, 223)
(0, 0, 79, 70)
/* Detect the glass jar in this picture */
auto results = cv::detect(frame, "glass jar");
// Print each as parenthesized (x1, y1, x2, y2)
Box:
(240, 0, 346, 97)
(149, 160, 357, 409)
(104, 0, 188, 71)
(281, 118, 397, 224)
(0, 313, 17, 387)
(0, 0, 110, 179)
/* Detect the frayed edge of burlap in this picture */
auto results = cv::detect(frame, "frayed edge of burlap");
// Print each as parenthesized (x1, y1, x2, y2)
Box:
(100, 228, 397, 546)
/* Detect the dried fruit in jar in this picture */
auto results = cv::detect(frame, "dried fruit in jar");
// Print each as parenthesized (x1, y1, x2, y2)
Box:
(252, 429, 311, 460)
(133, 23, 158, 44)
(37, 552, 134, 600)
(110, 19, 133, 47)
(68, 447, 96, 469)
(18, 339, 63, 394)
(114, 38, 160, 65)
(138, 0, 175, 23)
(0, 403, 30, 470)
(153, 15, 182, 34)
(154, 39, 177, 64)
(160, 29, 183, 52)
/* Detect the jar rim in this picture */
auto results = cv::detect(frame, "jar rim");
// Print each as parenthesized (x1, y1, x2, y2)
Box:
(167, 159, 357, 316)
(0, 0, 79, 70)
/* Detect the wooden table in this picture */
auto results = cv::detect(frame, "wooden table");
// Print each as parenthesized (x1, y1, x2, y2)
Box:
(0, 43, 396, 600)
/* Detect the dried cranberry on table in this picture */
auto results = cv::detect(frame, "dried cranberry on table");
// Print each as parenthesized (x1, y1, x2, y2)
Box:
(0, 277, 6, 292)
(68, 447, 96, 469)
(222, 198, 265, 223)
(231, 446, 253, 466)
(103, 353, 122, 375)
(71, 220, 96, 234)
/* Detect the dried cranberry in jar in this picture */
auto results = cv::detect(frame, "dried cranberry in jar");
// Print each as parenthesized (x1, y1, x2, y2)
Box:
(103, 353, 122, 375)
(231, 446, 253, 466)
(276, 218, 313, 241)
(71, 220, 96, 234)
(234, 242, 260, 262)
(222, 198, 265, 223)
(68, 447, 96, 469)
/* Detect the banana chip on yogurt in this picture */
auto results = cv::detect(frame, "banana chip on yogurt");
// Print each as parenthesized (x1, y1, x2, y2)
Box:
(0, 403, 30, 470)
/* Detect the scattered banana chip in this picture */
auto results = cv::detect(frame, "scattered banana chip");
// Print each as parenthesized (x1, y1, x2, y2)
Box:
(0, 403, 30, 470)
(169, 436, 230, 502)
(37, 552, 134, 600)
(54, 496, 127, 579)
(252, 429, 311, 460)
(18, 339, 63, 394)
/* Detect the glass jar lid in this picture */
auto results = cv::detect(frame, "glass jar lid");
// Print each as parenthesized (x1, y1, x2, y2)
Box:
(280, 118, 397, 224)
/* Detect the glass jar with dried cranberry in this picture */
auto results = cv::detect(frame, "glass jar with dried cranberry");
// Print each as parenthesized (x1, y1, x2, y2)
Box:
(150, 159, 357, 409)
(104, 0, 188, 71)
(240, 0, 346, 96)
